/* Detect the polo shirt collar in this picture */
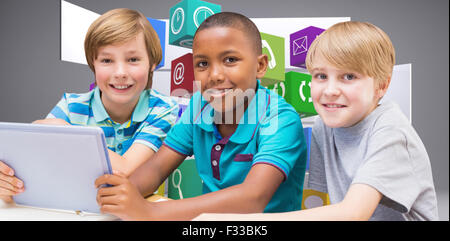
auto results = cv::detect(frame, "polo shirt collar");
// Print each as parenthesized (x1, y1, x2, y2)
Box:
(131, 89, 150, 123)
(92, 87, 110, 123)
(230, 81, 269, 144)
(91, 87, 150, 123)
(195, 80, 270, 144)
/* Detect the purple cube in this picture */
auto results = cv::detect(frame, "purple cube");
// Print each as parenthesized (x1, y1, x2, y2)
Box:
(89, 81, 96, 91)
(176, 104, 188, 122)
(290, 26, 325, 68)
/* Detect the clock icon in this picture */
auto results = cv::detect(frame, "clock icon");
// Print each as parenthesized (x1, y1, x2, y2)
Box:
(171, 7, 184, 35)
(193, 6, 214, 28)
(179, 39, 193, 48)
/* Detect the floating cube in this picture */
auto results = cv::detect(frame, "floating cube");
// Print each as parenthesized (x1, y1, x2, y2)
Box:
(153, 182, 166, 196)
(176, 104, 188, 122)
(147, 17, 166, 70)
(171, 53, 195, 99)
(266, 81, 287, 99)
(303, 127, 312, 171)
(89, 82, 96, 91)
(290, 26, 325, 68)
(168, 158, 203, 199)
(283, 71, 318, 118)
(260, 32, 285, 86)
(301, 189, 330, 210)
(169, 0, 221, 48)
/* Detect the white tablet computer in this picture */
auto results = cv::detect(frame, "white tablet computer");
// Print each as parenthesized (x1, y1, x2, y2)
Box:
(0, 122, 112, 213)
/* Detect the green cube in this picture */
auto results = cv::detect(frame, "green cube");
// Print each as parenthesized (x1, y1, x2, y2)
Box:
(169, 0, 221, 48)
(283, 71, 318, 118)
(266, 81, 287, 99)
(260, 32, 285, 86)
(168, 158, 203, 199)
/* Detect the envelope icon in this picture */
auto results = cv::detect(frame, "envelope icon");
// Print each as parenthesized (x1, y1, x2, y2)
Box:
(293, 36, 308, 56)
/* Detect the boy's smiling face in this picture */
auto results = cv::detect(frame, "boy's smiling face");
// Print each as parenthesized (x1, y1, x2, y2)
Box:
(310, 53, 386, 128)
(94, 32, 154, 114)
(193, 26, 267, 114)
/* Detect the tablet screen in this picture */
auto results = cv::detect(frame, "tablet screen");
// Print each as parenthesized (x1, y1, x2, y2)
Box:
(0, 122, 112, 213)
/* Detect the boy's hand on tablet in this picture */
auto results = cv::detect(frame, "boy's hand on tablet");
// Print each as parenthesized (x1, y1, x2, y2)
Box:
(95, 170, 151, 220)
(1, 119, 70, 202)
(32, 118, 70, 125)
(0, 161, 24, 202)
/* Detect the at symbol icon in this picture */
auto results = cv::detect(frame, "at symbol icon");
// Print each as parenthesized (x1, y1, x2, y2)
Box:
(174, 62, 185, 85)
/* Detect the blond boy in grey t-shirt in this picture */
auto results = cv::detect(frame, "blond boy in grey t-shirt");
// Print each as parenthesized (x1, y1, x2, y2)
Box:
(309, 100, 438, 220)
(193, 21, 438, 221)
(304, 21, 438, 221)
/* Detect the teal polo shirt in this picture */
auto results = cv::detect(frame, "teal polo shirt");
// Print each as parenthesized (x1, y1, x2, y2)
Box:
(164, 81, 307, 212)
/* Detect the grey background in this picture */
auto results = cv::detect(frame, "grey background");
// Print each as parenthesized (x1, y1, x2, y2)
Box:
(0, 0, 448, 219)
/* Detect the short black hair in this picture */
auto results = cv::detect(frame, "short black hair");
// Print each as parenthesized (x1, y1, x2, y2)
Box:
(194, 12, 262, 55)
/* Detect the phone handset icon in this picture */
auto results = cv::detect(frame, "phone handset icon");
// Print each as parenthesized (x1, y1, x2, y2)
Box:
(262, 39, 276, 69)
(299, 81, 312, 102)
(274, 81, 285, 97)
(172, 169, 183, 199)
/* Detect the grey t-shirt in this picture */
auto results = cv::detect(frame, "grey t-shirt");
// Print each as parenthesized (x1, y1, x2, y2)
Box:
(308, 101, 438, 221)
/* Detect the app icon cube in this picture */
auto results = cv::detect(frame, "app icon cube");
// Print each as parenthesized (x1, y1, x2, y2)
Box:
(290, 26, 325, 68)
(171, 53, 195, 99)
(169, 0, 221, 48)
(301, 189, 330, 209)
(89, 82, 96, 91)
(282, 71, 318, 118)
(303, 127, 312, 171)
(260, 32, 285, 86)
(147, 17, 166, 70)
(168, 158, 203, 199)
(266, 81, 287, 99)
(176, 104, 188, 122)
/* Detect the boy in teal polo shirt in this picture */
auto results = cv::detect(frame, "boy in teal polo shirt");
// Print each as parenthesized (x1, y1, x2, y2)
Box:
(95, 12, 307, 220)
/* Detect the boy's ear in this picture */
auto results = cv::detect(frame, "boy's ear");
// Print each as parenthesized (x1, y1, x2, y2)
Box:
(146, 63, 157, 89)
(377, 76, 392, 99)
(256, 54, 269, 79)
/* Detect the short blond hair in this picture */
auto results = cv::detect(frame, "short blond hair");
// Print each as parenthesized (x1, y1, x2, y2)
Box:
(306, 21, 395, 90)
(84, 8, 162, 89)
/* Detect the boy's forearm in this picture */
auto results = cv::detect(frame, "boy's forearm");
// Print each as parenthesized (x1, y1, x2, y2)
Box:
(276, 184, 380, 221)
(142, 164, 282, 221)
(273, 202, 363, 221)
(108, 150, 129, 175)
(108, 149, 150, 178)
(128, 156, 166, 197)
(129, 145, 186, 197)
(194, 202, 363, 221)
(144, 183, 268, 221)
(194, 184, 382, 221)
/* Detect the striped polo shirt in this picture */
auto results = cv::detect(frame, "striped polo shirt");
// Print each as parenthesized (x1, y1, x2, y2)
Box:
(46, 87, 179, 155)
